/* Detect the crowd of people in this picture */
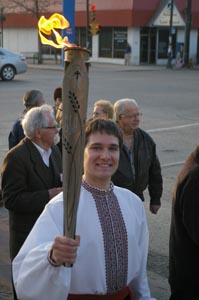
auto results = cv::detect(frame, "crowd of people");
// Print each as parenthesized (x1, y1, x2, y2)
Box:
(0, 88, 195, 300)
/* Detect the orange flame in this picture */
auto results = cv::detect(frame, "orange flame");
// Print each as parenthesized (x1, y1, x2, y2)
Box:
(38, 13, 74, 48)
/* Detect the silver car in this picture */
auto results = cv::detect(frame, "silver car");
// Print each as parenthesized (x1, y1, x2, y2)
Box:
(0, 47, 27, 81)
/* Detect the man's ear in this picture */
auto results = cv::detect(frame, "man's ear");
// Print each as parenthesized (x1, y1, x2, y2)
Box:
(34, 128, 41, 138)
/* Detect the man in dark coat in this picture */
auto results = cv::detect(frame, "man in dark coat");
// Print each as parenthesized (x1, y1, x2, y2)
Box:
(1, 104, 62, 299)
(112, 98, 162, 214)
(169, 145, 199, 299)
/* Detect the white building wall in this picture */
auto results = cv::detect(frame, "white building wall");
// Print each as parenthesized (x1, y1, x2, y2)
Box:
(3, 28, 38, 54)
(129, 27, 140, 65)
(91, 34, 98, 61)
(176, 29, 197, 63)
(190, 30, 198, 63)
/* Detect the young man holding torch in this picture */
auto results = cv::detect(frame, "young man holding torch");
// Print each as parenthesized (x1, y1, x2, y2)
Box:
(12, 118, 154, 300)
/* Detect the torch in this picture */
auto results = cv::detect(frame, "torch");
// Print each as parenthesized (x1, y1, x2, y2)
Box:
(62, 47, 89, 239)
(38, 14, 90, 240)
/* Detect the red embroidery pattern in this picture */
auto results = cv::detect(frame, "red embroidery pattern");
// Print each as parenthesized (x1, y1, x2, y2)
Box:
(82, 179, 128, 294)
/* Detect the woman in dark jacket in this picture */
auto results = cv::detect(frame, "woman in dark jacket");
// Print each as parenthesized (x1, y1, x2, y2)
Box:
(169, 145, 199, 299)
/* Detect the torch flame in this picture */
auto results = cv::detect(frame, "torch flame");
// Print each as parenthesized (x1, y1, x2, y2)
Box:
(38, 13, 74, 48)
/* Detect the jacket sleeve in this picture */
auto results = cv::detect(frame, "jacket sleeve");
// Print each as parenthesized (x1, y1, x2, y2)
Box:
(13, 200, 72, 300)
(148, 143, 163, 205)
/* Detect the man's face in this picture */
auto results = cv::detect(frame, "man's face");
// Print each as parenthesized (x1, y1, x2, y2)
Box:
(83, 132, 120, 189)
(117, 104, 140, 134)
(93, 105, 108, 119)
(39, 113, 59, 149)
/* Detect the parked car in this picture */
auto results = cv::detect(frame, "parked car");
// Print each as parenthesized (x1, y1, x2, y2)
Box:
(0, 47, 27, 81)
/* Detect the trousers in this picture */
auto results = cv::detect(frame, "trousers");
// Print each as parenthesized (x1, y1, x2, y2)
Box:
(68, 286, 134, 300)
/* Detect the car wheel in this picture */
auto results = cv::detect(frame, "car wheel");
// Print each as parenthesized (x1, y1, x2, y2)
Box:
(1, 65, 16, 81)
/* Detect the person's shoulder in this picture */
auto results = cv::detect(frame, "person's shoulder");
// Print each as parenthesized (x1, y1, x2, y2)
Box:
(10, 117, 23, 135)
(113, 185, 142, 206)
(136, 127, 155, 143)
(13, 117, 22, 126)
(5, 138, 29, 159)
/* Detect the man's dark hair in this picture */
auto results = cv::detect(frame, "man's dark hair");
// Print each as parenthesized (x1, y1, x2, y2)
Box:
(54, 87, 62, 101)
(85, 118, 123, 148)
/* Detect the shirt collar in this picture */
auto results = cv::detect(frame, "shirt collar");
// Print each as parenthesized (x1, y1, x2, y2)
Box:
(32, 142, 52, 167)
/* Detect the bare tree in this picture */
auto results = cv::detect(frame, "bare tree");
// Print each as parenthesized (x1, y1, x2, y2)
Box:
(2, 0, 61, 63)
(184, 0, 192, 66)
(3, 0, 61, 14)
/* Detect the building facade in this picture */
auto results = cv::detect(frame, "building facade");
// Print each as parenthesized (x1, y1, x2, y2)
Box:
(1, 0, 199, 65)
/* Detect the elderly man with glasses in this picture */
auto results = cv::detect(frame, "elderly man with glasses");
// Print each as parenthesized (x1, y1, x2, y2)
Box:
(112, 98, 163, 214)
(1, 104, 62, 300)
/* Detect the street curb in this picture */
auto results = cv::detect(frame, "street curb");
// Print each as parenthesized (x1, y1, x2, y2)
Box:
(27, 63, 166, 72)
(27, 62, 199, 72)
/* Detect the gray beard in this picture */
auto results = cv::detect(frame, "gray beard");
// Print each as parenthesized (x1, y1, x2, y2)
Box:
(54, 133, 60, 145)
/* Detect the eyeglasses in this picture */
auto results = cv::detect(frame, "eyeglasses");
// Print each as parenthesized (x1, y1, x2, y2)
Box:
(120, 113, 142, 119)
(41, 125, 60, 130)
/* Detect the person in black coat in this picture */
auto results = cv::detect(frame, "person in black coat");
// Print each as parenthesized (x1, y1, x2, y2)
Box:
(169, 145, 199, 299)
(1, 104, 62, 300)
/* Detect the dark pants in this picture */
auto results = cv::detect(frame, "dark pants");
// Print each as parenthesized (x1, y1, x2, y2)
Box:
(170, 289, 199, 300)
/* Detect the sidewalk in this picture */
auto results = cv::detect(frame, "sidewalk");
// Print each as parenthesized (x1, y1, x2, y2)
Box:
(28, 61, 166, 72)
(28, 60, 199, 72)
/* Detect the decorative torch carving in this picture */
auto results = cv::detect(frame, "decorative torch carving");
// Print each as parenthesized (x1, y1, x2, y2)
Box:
(62, 47, 90, 239)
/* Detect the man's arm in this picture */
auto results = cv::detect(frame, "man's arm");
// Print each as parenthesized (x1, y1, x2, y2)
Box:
(148, 144, 163, 213)
(13, 199, 73, 300)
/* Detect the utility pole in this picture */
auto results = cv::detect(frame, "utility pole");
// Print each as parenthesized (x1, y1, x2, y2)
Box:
(167, 0, 174, 68)
(35, 0, 43, 64)
(62, 0, 75, 64)
(0, 6, 5, 47)
(184, 0, 192, 66)
(86, 0, 89, 49)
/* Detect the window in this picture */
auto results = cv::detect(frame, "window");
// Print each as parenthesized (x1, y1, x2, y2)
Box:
(75, 28, 92, 52)
(99, 27, 127, 58)
(158, 29, 169, 58)
(113, 29, 127, 58)
(99, 28, 112, 58)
